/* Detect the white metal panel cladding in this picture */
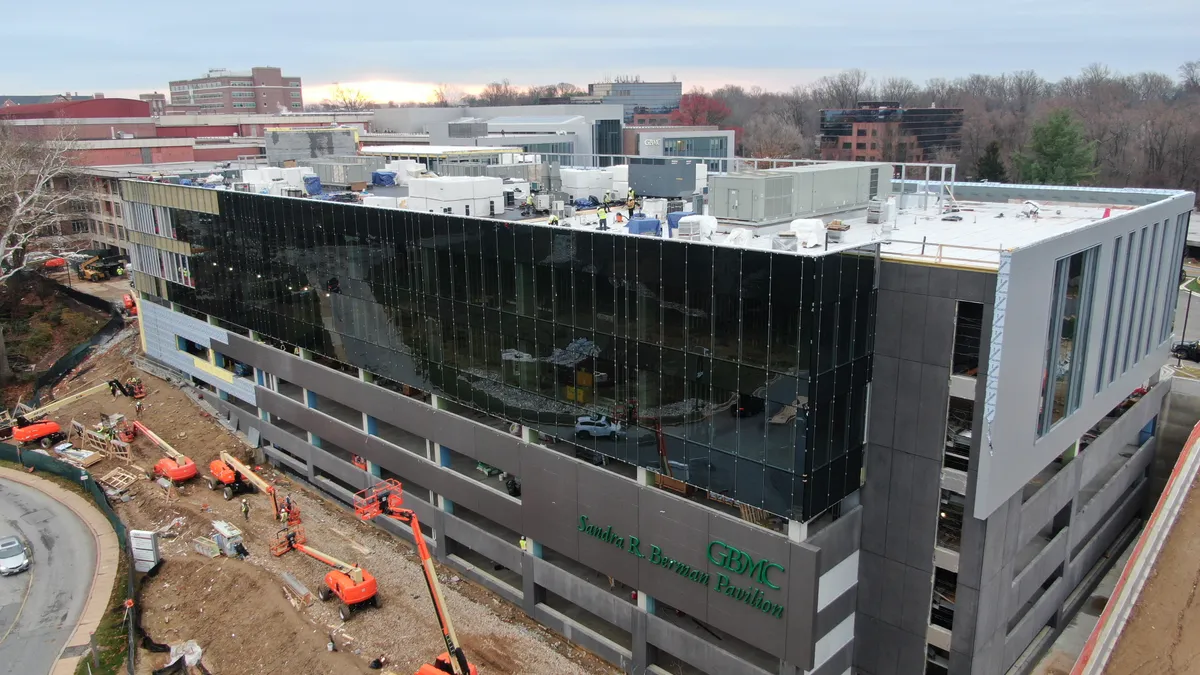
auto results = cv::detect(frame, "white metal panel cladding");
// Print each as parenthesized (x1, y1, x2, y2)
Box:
(973, 194, 1194, 519)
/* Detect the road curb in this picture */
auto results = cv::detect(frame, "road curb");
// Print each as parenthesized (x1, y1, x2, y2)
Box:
(0, 467, 121, 675)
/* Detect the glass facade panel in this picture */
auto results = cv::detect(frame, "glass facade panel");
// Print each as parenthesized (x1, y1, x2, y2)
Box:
(1038, 246, 1099, 435)
(149, 190, 876, 521)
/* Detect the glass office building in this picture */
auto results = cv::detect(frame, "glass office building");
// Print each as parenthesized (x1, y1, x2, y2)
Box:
(132, 188, 876, 521)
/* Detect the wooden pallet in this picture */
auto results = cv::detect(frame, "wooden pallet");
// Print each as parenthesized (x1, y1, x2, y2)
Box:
(68, 420, 86, 445)
(84, 430, 108, 453)
(106, 439, 131, 463)
(98, 467, 138, 492)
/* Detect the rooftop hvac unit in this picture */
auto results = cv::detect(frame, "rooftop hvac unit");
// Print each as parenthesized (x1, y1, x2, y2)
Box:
(866, 198, 885, 224)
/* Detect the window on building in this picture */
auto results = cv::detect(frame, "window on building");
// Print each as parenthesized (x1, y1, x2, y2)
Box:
(842, 142, 852, 150)
(871, 129, 878, 137)
(290, 103, 302, 108)
(290, 92, 301, 98)
(855, 156, 866, 161)
(1038, 246, 1100, 434)
(70, 220, 87, 234)
(870, 143, 877, 150)
(857, 129, 867, 136)
(232, 91, 255, 98)
(288, 81, 301, 87)
(856, 143, 867, 150)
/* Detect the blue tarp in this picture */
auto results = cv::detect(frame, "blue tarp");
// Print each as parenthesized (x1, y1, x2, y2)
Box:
(626, 217, 661, 236)
(303, 175, 322, 195)
(666, 212, 688, 231)
(371, 171, 397, 187)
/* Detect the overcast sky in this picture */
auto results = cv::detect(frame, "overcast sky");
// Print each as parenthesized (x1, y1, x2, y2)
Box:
(2, 0, 1196, 102)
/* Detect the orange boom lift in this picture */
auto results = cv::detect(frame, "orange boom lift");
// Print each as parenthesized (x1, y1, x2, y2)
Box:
(354, 479, 478, 675)
(271, 526, 378, 621)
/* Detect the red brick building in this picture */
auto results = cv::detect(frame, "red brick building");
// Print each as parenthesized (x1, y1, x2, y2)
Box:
(168, 67, 303, 114)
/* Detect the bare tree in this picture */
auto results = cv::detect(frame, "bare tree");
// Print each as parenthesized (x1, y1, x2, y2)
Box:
(812, 69, 871, 108)
(430, 83, 464, 107)
(323, 83, 375, 111)
(741, 113, 807, 158)
(1181, 61, 1200, 94)
(877, 77, 919, 104)
(0, 123, 85, 383)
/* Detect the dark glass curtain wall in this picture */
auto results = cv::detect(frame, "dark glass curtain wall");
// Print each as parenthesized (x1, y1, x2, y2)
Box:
(160, 191, 876, 520)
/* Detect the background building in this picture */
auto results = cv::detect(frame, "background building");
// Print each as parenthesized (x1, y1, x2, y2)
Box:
(168, 67, 303, 114)
(1, 92, 98, 106)
(139, 93, 167, 116)
(819, 101, 963, 163)
(373, 104, 624, 164)
(585, 81, 684, 122)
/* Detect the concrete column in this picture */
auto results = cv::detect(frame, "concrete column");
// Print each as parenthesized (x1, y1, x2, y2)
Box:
(431, 508, 447, 562)
(636, 465, 655, 487)
(358, 368, 374, 383)
(434, 443, 455, 514)
(521, 537, 545, 617)
(788, 518, 807, 543)
(207, 315, 220, 327)
(306, 390, 321, 448)
(249, 330, 263, 343)
(297, 348, 312, 360)
(630, 611, 652, 675)
(255, 369, 265, 387)
(777, 661, 799, 675)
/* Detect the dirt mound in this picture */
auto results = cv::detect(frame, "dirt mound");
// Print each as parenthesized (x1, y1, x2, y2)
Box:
(137, 557, 375, 675)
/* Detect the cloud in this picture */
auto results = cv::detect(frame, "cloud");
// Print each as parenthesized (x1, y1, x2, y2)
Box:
(0, 0, 1195, 97)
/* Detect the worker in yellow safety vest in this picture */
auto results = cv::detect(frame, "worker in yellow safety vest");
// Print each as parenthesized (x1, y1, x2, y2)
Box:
(597, 206, 609, 231)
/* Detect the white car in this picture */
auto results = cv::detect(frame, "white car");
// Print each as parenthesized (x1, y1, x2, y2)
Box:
(0, 535, 31, 576)
(575, 415, 624, 440)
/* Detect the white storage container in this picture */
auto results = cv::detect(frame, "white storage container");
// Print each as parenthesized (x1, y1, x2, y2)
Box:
(241, 169, 262, 184)
(363, 196, 399, 209)
(264, 167, 284, 181)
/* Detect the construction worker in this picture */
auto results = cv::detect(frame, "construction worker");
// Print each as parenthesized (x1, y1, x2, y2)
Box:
(547, 214, 560, 226)
(627, 197, 636, 221)
(134, 400, 143, 417)
(628, 187, 636, 202)
(597, 206, 609, 231)
(603, 189, 611, 205)
(279, 507, 289, 524)
(115, 265, 124, 276)
(524, 193, 535, 215)
(109, 381, 118, 398)
(241, 499, 250, 521)
(519, 536, 527, 552)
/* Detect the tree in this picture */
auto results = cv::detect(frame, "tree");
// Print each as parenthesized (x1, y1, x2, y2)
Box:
(0, 123, 84, 383)
(669, 93, 732, 126)
(1014, 109, 1097, 185)
(1181, 61, 1200, 94)
(975, 140, 1009, 182)
(323, 84, 374, 111)
(430, 83, 464, 107)
(742, 113, 807, 158)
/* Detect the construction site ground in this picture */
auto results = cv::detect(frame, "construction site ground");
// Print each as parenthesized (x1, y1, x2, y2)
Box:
(39, 329, 617, 675)
(1106, 475, 1200, 674)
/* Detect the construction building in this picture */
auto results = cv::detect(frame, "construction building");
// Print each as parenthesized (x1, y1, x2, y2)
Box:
(168, 67, 303, 114)
(114, 153, 1192, 675)
(819, 102, 964, 163)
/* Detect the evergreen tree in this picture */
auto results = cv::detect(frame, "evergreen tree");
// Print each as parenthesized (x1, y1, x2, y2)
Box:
(1014, 109, 1097, 185)
(975, 140, 1009, 182)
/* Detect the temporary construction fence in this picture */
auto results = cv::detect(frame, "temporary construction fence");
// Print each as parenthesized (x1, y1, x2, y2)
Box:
(0, 441, 137, 674)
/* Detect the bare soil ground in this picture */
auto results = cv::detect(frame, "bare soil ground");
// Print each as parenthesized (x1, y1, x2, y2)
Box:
(1107, 477, 1200, 674)
(41, 331, 616, 675)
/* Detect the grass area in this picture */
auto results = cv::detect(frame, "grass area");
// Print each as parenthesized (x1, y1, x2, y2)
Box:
(75, 553, 130, 675)
(0, 459, 132, 674)
(1186, 278, 1200, 294)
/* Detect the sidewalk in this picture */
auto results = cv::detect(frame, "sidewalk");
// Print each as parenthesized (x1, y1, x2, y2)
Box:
(0, 467, 121, 675)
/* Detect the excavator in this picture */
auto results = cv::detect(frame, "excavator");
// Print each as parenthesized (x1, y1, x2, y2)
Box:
(206, 451, 300, 523)
(270, 526, 378, 621)
(0, 379, 140, 447)
(126, 421, 198, 482)
(354, 479, 478, 675)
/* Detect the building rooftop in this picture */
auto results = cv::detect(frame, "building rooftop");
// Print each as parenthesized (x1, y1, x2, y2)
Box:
(485, 115, 586, 125)
(85, 160, 258, 179)
(360, 144, 525, 157)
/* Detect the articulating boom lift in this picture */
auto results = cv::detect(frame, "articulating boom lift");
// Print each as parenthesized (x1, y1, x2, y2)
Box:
(271, 526, 378, 621)
(354, 479, 478, 675)
(207, 451, 300, 523)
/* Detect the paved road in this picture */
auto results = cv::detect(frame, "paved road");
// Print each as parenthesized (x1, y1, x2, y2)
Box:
(0, 479, 95, 675)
